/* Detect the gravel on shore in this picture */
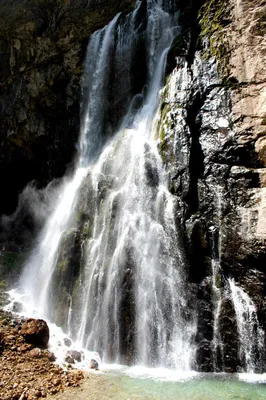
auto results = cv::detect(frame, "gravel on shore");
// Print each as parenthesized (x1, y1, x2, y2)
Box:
(0, 310, 84, 400)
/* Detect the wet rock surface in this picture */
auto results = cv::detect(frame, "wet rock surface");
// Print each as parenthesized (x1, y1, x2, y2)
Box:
(65, 350, 82, 364)
(89, 359, 99, 370)
(0, 310, 84, 400)
(157, 0, 266, 372)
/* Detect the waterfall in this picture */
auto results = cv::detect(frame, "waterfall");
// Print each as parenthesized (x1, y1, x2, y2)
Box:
(229, 278, 264, 373)
(210, 187, 224, 371)
(18, 0, 196, 370)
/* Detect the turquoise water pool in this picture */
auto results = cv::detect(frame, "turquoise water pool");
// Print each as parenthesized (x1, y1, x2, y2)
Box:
(50, 368, 266, 400)
(104, 371, 266, 400)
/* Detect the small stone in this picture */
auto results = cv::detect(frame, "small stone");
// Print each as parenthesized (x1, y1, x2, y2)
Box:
(63, 338, 72, 347)
(65, 355, 75, 364)
(6, 335, 16, 341)
(52, 378, 61, 386)
(29, 348, 42, 358)
(19, 343, 34, 352)
(47, 351, 56, 362)
(66, 350, 81, 362)
(89, 359, 99, 370)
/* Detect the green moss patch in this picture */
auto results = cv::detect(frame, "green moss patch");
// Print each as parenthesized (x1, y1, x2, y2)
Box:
(199, 0, 231, 73)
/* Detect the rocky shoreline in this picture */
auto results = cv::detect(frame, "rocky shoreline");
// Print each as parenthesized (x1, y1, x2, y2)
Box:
(0, 310, 84, 400)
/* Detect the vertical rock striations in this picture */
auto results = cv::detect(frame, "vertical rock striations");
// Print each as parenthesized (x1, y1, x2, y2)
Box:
(158, 0, 266, 372)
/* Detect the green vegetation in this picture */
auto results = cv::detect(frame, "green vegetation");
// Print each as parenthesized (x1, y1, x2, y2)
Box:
(0, 281, 7, 289)
(261, 115, 266, 125)
(199, 0, 231, 73)
(81, 221, 93, 240)
(156, 100, 175, 166)
(0, 251, 25, 278)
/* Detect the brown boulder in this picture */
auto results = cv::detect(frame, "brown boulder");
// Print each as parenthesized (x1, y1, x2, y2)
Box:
(89, 359, 99, 370)
(21, 319, 49, 348)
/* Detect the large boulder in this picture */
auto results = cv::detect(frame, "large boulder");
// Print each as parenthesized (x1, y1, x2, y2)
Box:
(21, 318, 49, 348)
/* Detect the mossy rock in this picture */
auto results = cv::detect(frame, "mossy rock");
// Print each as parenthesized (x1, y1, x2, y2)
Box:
(156, 101, 175, 166)
(0, 251, 26, 282)
(0, 282, 8, 308)
(81, 221, 93, 240)
(261, 116, 266, 126)
(199, 0, 231, 73)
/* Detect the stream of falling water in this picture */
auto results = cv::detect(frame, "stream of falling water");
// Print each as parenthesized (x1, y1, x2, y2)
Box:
(210, 186, 224, 371)
(229, 278, 265, 373)
(17, 0, 197, 371)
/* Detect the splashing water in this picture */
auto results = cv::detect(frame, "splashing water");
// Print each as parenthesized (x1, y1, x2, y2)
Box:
(210, 187, 224, 371)
(229, 278, 264, 373)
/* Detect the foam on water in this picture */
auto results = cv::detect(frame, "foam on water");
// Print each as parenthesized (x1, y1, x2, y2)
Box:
(102, 365, 199, 382)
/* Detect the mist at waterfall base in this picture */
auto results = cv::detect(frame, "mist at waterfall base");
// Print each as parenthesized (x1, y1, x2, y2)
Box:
(5, 0, 266, 389)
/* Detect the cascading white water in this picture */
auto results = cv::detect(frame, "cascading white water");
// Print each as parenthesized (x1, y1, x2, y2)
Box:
(210, 187, 224, 370)
(73, 112, 194, 369)
(229, 278, 264, 373)
(18, 0, 196, 370)
(20, 168, 87, 317)
(79, 12, 120, 164)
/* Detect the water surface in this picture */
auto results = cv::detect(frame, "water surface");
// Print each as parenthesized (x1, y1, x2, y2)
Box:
(51, 373, 266, 400)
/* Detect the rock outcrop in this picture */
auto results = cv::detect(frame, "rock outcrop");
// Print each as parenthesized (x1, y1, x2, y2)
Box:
(0, 0, 135, 215)
(157, 0, 266, 372)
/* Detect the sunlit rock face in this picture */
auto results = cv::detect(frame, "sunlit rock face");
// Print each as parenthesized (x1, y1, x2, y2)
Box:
(159, 0, 266, 373)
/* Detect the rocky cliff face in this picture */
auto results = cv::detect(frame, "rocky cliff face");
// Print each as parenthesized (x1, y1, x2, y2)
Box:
(159, 0, 266, 371)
